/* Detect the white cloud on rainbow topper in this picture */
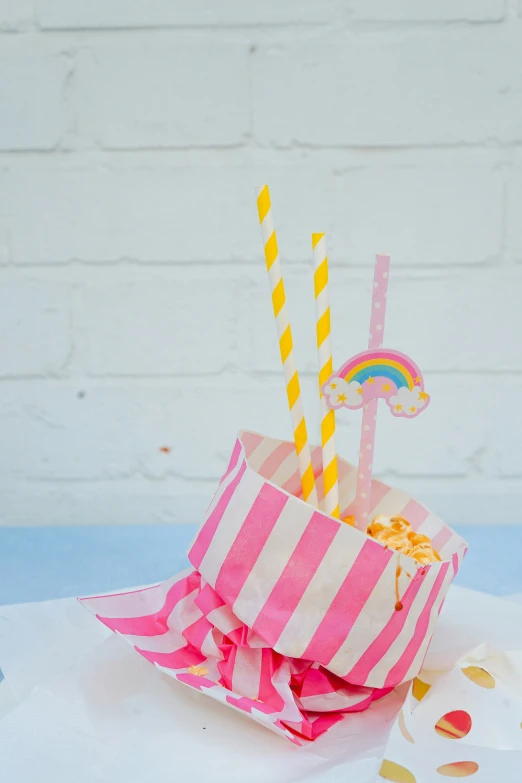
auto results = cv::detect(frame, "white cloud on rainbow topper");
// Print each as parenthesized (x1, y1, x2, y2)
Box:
(323, 378, 363, 409)
(322, 348, 430, 419)
(389, 386, 428, 417)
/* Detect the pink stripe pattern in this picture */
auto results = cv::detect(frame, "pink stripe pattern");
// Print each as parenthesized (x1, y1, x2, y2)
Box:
(189, 458, 247, 570)
(399, 499, 430, 531)
(258, 441, 295, 480)
(431, 525, 454, 554)
(383, 562, 450, 687)
(82, 431, 467, 744)
(240, 431, 264, 458)
(346, 568, 430, 686)
(302, 540, 394, 664)
(215, 483, 288, 606)
(136, 642, 207, 669)
(252, 512, 339, 646)
(95, 574, 200, 637)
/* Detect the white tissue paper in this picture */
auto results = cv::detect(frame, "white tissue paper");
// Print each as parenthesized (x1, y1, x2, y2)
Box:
(2, 586, 522, 782)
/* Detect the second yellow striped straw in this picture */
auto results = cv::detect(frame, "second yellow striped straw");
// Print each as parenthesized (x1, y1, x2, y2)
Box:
(312, 233, 340, 518)
(256, 185, 318, 508)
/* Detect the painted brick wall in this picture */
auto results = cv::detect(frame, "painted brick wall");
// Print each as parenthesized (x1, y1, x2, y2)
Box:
(1, 1, 521, 526)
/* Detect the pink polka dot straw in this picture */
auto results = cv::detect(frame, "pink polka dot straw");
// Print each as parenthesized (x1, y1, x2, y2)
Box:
(320, 253, 431, 531)
(356, 253, 390, 530)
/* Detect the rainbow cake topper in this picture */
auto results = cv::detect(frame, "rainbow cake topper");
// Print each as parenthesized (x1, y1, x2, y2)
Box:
(322, 348, 430, 419)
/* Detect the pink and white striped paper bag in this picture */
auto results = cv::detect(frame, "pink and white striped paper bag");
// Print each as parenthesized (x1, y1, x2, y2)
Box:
(191, 430, 466, 686)
(81, 430, 466, 744)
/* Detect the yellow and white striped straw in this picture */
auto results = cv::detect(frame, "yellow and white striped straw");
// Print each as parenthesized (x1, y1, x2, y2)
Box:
(312, 233, 340, 518)
(256, 185, 318, 508)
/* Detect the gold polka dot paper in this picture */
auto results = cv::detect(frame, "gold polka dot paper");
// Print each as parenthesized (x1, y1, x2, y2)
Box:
(462, 666, 495, 690)
(379, 759, 417, 782)
(436, 761, 479, 777)
(378, 646, 522, 781)
(412, 677, 431, 701)
(434, 710, 472, 740)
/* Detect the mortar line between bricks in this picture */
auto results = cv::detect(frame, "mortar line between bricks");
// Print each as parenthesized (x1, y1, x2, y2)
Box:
(11, 18, 515, 35)
(30, 22, 341, 35)
(343, 19, 509, 31)
(11, 476, 522, 487)
(1, 370, 522, 384)
(6, 267, 522, 288)
(0, 146, 516, 156)
(254, 141, 522, 153)
(2, 142, 522, 156)
(255, 369, 522, 378)
(23, 473, 224, 485)
(4, 258, 513, 270)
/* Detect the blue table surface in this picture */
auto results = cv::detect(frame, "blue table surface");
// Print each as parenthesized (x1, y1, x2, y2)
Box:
(0, 525, 519, 606)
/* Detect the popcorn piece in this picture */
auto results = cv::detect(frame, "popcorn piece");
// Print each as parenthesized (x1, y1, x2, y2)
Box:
(367, 514, 440, 564)
(409, 544, 441, 564)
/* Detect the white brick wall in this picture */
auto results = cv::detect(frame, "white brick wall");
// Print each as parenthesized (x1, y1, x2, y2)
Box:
(252, 29, 522, 147)
(35, 0, 338, 29)
(0, 3, 521, 526)
(0, 38, 70, 150)
(72, 38, 251, 149)
(348, 0, 506, 22)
